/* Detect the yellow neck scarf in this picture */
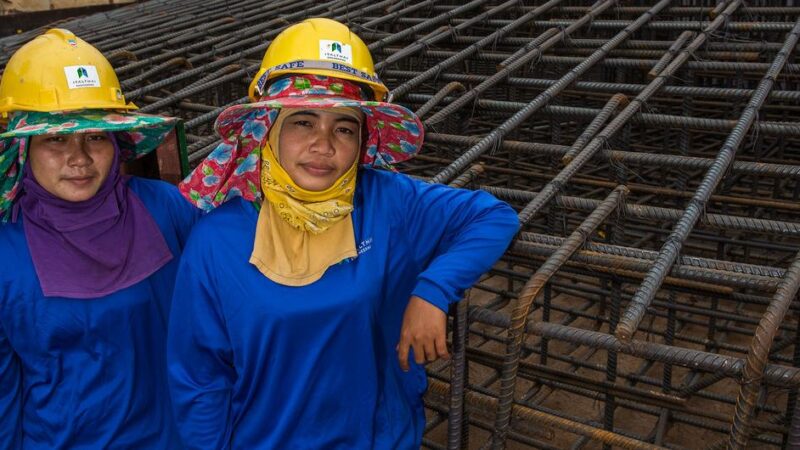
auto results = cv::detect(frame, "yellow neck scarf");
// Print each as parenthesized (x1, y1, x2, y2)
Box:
(250, 107, 361, 286)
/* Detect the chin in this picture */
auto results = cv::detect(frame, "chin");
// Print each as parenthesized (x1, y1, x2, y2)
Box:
(54, 187, 102, 202)
(296, 178, 336, 192)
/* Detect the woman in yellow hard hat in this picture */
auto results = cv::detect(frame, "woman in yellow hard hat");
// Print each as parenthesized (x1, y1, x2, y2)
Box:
(170, 18, 518, 449)
(0, 29, 199, 448)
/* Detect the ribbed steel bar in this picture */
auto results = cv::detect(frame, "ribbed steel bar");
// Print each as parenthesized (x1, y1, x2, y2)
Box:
(789, 394, 800, 448)
(423, 0, 621, 128)
(377, 17, 798, 32)
(528, 19, 797, 32)
(477, 184, 800, 236)
(615, 16, 800, 342)
(647, 30, 694, 79)
(386, 70, 800, 101)
(562, 94, 628, 164)
(470, 305, 798, 394)
(492, 186, 628, 448)
(727, 249, 800, 448)
(429, 378, 667, 450)
(405, 97, 800, 137)
(366, 0, 489, 52)
(386, 0, 563, 100)
(552, 5, 800, 14)
(374, 0, 520, 70)
(530, 322, 800, 389)
(4, 1, 800, 447)
(504, 1, 738, 227)
(359, 0, 437, 28)
(424, 133, 800, 181)
(414, 82, 465, 119)
(537, 54, 800, 73)
(444, 164, 484, 450)
(515, 231, 784, 280)
(429, 0, 670, 184)
(443, 36, 789, 53)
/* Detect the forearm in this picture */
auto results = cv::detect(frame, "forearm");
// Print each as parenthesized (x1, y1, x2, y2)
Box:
(412, 198, 519, 311)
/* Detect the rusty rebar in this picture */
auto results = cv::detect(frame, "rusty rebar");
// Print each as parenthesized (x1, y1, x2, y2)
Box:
(616, 15, 800, 342)
(492, 186, 628, 448)
(6, 2, 800, 447)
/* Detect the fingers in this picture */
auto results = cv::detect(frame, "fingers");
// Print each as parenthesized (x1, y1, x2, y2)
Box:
(414, 341, 428, 365)
(397, 339, 411, 372)
(397, 296, 452, 370)
(400, 332, 449, 371)
(435, 333, 450, 361)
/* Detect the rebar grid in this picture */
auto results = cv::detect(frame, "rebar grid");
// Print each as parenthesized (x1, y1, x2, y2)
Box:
(4, 1, 800, 448)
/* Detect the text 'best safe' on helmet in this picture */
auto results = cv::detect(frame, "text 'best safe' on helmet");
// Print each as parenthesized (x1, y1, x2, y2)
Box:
(0, 28, 136, 118)
(248, 18, 388, 102)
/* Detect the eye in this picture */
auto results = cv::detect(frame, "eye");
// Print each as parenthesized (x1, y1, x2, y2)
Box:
(337, 124, 360, 136)
(292, 119, 313, 128)
(44, 135, 67, 143)
(86, 133, 108, 142)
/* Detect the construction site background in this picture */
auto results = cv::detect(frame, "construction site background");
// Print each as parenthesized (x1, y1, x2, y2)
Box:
(0, 0, 136, 36)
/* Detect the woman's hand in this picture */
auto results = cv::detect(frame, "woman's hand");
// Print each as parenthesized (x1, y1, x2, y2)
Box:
(396, 296, 450, 371)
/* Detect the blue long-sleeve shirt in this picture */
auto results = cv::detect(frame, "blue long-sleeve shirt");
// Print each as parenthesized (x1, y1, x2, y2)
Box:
(168, 168, 519, 449)
(0, 177, 200, 449)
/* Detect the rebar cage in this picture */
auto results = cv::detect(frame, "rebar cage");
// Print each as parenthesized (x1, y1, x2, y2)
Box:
(3, 1, 800, 448)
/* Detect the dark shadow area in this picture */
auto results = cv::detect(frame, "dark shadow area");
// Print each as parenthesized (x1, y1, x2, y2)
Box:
(0, 4, 131, 37)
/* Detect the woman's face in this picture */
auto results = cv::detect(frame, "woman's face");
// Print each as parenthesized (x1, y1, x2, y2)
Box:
(28, 132, 115, 202)
(278, 109, 361, 191)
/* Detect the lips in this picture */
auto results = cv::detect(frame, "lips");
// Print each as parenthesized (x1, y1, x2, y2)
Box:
(63, 175, 96, 186)
(299, 162, 335, 176)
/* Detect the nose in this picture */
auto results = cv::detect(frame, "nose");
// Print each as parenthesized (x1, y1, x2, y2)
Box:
(309, 128, 336, 156)
(66, 136, 94, 167)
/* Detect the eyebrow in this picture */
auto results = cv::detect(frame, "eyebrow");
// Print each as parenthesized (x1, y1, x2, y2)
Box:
(289, 110, 360, 124)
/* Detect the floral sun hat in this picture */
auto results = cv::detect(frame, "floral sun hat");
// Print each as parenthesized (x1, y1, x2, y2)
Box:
(179, 74, 424, 211)
(0, 110, 176, 219)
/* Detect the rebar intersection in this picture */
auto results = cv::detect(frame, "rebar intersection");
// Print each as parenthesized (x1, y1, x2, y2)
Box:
(4, 1, 800, 448)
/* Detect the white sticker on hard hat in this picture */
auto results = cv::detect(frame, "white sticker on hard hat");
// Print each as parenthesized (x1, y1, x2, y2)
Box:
(64, 65, 101, 89)
(319, 40, 353, 64)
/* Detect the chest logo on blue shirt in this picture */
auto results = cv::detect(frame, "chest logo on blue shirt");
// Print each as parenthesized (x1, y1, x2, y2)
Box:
(337, 237, 373, 266)
(357, 237, 373, 255)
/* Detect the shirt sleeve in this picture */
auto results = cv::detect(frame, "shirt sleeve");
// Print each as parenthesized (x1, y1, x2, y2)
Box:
(396, 174, 519, 312)
(167, 248, 236, 449)
(0, 320, 22, 450)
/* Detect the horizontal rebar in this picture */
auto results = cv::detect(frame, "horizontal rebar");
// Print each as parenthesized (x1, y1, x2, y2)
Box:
(5, 2, 800, 447)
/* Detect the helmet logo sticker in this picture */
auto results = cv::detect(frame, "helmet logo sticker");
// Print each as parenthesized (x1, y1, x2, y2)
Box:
(67, 39, 78, 47)
(320, 40, 353, 64)
(64, 65, 101, 89)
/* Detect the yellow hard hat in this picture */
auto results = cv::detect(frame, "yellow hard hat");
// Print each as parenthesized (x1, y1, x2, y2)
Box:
(0, 28, 135, 118)
(249, 18, 388, 102)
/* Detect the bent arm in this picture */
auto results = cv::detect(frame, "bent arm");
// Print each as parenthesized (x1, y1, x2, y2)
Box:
(399, 175, 520, 311)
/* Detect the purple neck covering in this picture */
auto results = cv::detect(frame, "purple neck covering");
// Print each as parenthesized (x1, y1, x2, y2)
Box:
(19, 133, 173, 299)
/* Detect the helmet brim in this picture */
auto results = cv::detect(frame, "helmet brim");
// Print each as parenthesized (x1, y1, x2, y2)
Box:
(1, 109, 176, 162)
